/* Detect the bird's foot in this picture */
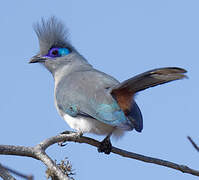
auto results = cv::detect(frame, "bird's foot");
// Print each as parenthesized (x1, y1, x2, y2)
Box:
(98, 137, 112, 154)
(58, 131, 73, 146)
(58, 141, 67, 147)
(58, 131, 83, 146)
(60, 130, 75, 135)
(74, 131, 83, 141)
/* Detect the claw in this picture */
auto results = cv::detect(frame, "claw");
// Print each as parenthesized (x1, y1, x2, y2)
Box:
(98, 137, 112, 154)
(75, 131, 83, 138)
(60, 130, 74, 135)
(58, 131, 83, 146)
(58, 142, 68, 147)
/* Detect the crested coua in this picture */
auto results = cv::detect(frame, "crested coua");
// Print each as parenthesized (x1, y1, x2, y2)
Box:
(29, 17, 187, 154)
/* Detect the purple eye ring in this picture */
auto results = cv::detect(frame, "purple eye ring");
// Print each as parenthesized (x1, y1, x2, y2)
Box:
(43, 47, 71, 58)
(49, 47, 59, 57)
(43, 47, 60, 58)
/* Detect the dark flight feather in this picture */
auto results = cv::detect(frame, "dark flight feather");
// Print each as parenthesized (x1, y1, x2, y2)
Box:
(111, 67, 187, 113)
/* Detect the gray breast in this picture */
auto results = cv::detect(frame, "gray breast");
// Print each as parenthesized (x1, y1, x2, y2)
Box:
(55, 69, 119, 117)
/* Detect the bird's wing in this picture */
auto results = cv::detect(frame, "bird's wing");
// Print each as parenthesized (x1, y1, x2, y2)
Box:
(110, 67, 187, 114)
(55, 70, 134, 130)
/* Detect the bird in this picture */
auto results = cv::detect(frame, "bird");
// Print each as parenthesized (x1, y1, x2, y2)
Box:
(29, 17, 187, 154)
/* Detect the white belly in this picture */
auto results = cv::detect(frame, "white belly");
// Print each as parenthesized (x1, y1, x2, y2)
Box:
(63, 113, 125, 138)
(54, 92, 124, 138)
(63, 113, 114, 134)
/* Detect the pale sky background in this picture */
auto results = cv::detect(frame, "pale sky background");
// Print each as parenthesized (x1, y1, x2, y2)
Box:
(0, 0, 199, 179)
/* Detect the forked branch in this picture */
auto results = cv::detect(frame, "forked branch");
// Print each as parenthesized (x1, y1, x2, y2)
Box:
(0, 132, 198, 180)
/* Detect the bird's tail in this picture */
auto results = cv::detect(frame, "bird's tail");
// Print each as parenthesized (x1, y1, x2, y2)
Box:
(111, 67, 187, 111)
(111, 67, 187, 132)
(111, 67, 187, 118)
(111, 67, 187, 95)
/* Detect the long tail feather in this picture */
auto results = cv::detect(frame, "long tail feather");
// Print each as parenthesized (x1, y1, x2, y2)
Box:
(111, 67, 187, 115)
(111, 67, 187, 94)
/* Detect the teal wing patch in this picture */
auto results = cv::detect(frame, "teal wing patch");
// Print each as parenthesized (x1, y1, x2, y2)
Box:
(87, 99, 134, 130)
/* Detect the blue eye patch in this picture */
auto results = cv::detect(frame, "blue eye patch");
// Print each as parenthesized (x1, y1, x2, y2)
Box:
(44, 47, 71, 58)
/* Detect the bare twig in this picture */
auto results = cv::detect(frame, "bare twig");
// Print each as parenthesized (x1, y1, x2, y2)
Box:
(0, 164, 33, 180)
(0, 145, 70, 180)
(0, 163, 16, 180)
(35, 149, 69, 180)
(187, 136, 199, 152)
(0, 132, 199, 179)
(46, 158, 75, 180)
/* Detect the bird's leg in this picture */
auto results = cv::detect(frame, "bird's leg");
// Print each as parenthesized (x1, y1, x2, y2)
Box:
(60, 130, 75, 135)
(58, 131, 72, 146)
(98, 133, 112, 154)
(74, 131, 83, 139)
(58, 131, 83, 147)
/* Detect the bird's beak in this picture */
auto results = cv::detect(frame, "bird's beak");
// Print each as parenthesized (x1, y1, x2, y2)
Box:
(29, 55, 47, 63)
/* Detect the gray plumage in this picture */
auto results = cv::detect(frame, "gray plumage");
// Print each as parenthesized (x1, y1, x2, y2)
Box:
(33, 17, 73, 55)
(30, 17, 187, 144)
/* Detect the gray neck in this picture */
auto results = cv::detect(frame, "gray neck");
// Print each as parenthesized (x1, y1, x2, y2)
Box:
(45, 51, 92, 75)
(47, 52, 93, 86)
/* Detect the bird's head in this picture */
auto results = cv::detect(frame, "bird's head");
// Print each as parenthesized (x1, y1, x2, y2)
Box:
(29, 17, 88, 74)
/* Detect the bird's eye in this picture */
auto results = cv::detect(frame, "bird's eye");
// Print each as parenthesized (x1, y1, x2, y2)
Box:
(44, 47, 71, 58)
(49, 48, 59, 57)
(52, 49, 58, 56)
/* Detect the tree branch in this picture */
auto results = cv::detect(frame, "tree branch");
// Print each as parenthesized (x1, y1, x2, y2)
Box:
(0, 145, 37, 159)
(0, 163, 16, 180)
(187, 136, 199, 152)
(34, 148, 70, 180)
(41, 133, 199, 176)
(0, 132, 199, 179)
(0, 163, 33, 180)
(0, 145, 70, 180)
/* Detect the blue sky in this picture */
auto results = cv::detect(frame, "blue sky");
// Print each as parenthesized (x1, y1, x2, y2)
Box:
(0, 0, 199, 179)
